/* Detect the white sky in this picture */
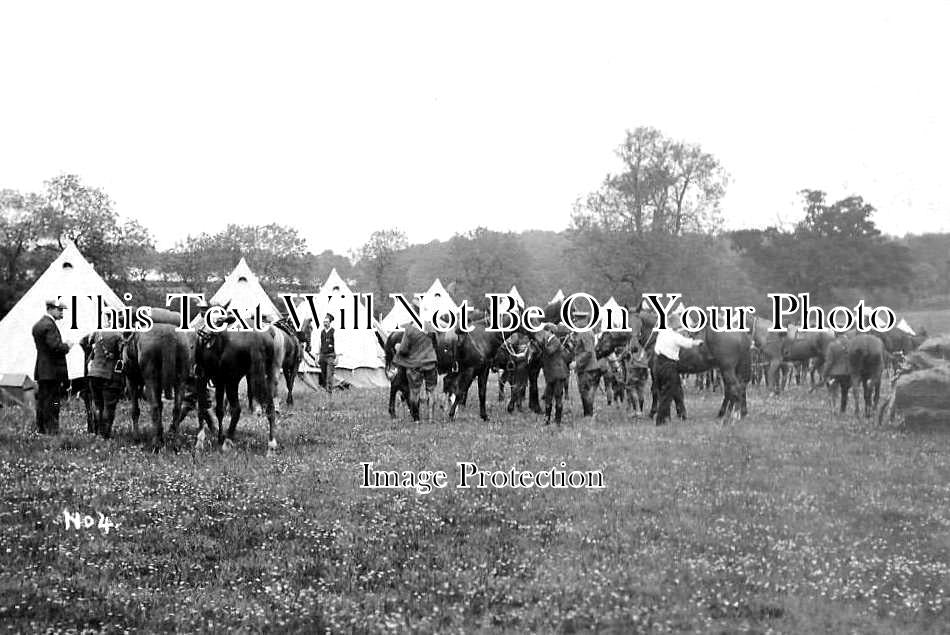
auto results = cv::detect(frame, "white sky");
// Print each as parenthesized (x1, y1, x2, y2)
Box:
(2, 1, 948, 255)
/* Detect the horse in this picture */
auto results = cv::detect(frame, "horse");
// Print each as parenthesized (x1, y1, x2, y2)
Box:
(749, 316, 832, 393)
(821, 334, 884, 417)
(123, 323, 195, 443)
(491, 331, 541, 414)
(595, 327, 650, 416)
(270, 316, 314, 407)
(379, 328, 460, 419)
(600, 352, 625, 405)
(679, 326, 752, 419)
(193, 325, 278, 452)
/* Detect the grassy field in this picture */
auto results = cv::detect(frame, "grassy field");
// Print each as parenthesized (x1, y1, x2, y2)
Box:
(1, 377, 948, 633)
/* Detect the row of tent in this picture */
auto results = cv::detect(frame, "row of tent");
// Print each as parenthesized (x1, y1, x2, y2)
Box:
(0, 242, 624, 404)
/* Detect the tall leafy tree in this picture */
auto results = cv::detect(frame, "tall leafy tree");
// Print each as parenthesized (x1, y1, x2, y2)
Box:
(354, 228, 408, 301)
(443, 227, 529, 305)
(570, 127, 728, 299)
(730, 190, 914, 306)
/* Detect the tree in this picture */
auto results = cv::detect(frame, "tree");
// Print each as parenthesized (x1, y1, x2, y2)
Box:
(38, 174, 156, 286)
(354, 228, 408, 301)
(162, 224, 310, 291)
(442, 227, 529, 305)
(569, 127, 729, 298)
(0, 190, 51, 316)
(730, 191, 914, 306)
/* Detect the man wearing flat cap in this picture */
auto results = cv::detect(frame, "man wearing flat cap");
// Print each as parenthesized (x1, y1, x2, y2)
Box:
(32, 298, 74, 434)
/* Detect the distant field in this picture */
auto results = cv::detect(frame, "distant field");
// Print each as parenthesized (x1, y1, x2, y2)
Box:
(901, 308, 950, 336)
(1, 380, 948, 633)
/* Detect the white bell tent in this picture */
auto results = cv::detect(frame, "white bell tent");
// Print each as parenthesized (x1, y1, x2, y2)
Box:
(298, 269, 387, 388)
(0, 241, 126, 381)
(208, 257, 281, 323)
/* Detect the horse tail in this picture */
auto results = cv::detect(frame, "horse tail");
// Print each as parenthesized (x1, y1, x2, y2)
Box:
(249, 336, 271, 406)
(736, 343, 752, 384)
(160, 332, 177, 396)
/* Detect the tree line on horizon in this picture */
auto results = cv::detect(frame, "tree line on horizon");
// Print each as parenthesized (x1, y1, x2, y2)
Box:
(2, 128, 946, 320)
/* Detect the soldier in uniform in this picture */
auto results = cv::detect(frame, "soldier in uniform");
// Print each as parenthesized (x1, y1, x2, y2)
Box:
(571, 308, 600, 417)
(32, 298, 73, 434)
(84, 313, 126, 438)
(393, 298, 438, 422)
(535, 323, 572, 425)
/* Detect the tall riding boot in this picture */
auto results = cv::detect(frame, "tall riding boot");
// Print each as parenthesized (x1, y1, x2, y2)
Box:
(544, 404, 552, 425)
(555, 405, 563, 425)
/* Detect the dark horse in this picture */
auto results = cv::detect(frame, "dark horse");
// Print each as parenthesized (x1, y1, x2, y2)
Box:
(378, 329, 461, 419)
(821, 334, 884, 417)
(123, 323, 195, 443)
(749, 317, 833, 393)
(270, 316, 314, 407)
(594, 314, 650, 416)
(677, 326, 752, 419)
(194, 326, 279, 452)
(492, 331, 542, 414)
(442, 301, 564, 422)
(625, 310, 750, 419)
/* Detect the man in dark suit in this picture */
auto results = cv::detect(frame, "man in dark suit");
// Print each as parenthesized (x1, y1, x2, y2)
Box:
(318, 314, 336, 394)
(32, 298, 74, 434)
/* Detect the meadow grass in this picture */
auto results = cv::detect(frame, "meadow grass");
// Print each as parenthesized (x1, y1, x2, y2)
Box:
(1, 378, 948, 633)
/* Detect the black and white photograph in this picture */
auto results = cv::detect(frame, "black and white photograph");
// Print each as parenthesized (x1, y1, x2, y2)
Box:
(1, 2, 948, 632)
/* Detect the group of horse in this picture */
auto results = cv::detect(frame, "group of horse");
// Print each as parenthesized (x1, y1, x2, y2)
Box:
(77, 299, 926, 452)
(376, 302, 752, 425)
(377, 302, 928, 427)
(90, 304, 315, 452)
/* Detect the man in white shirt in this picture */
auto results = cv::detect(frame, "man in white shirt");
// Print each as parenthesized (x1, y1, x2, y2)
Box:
(654, 311, 704, 426)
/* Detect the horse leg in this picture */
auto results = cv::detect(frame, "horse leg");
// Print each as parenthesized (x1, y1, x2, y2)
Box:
(528, 366, 542, 414)
(215, 383, 227, 447)
(266, 389, 278, 453)
(717, 368, 738, 418)
(284, 368, 295, 407)
(497, 374, 506, 402)
(478, 369, 490, 421)
(171, 381, 183, 433)
(388, 380, 399, 418)
(768, 359, 782, 394)
(648, 368, 658, 417)
(130, 383, 141, 439)
(149, 380, 164, 445)
(225, 381, 241, 447)
(448, 369, 473, 420)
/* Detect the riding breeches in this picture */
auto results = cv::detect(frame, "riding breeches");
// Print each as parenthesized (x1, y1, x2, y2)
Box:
(90, 376, 124, 437)
(406, 365, 438, 406)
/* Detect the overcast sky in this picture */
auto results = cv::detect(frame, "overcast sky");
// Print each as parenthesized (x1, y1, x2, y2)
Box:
(2, 1, 947, 255)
